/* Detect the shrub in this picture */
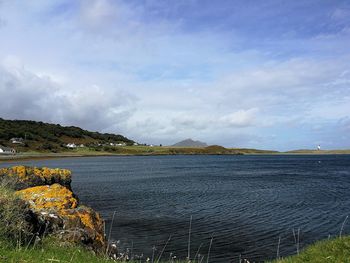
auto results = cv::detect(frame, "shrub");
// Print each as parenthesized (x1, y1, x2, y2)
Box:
(0, 177, 33, 244)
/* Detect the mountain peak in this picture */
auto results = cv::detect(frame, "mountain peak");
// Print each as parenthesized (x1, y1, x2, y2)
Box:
(172, 138, 208, 147)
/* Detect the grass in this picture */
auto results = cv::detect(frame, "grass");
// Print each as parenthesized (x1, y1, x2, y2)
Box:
(0, 177, 33, 245)
(271, 236, 350, 263)
(285, 149, 350, 154)
(0, 238, 116, 263)
(0, 145, 279, 163)
(2, 145, 350, 163)
(0, 237, 191, 263)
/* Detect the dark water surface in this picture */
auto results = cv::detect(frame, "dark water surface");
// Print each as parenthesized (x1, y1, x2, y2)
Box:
(2, 155, 350, 262)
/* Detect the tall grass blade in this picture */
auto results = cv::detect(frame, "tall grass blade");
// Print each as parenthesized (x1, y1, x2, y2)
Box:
(105, 210, 117, 256)
(276, 235, 281, 260)
(156, 235, 172, 263)
(194, 243, 203, 261)
(188, 215, 193, 260)
(206, 236, 213, 263)
(339, 215, 348, 238)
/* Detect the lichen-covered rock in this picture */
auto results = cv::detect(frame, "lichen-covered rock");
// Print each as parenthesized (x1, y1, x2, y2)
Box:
(15, 183, 105, 252)
(55, 206, 105, 251)
(0, 166, 71, 190)
(0, 166, 107, 253)
(16, 184, 78, 211)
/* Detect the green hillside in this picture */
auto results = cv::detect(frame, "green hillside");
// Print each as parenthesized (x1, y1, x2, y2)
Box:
(0, 118, 134, 152)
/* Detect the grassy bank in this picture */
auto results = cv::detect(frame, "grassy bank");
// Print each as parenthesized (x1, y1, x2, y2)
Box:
(0, 145, 279, 162)
(2, 237, 350, 263)
(2, 145, 350, 163)
(272, 236, 350, 263)
(0, 239, 116, 263)
(285, 149, 350, 154)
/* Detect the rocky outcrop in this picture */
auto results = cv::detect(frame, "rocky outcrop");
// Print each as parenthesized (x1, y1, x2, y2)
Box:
(0, 166, 106, 253)
(0, 166, 72, 190)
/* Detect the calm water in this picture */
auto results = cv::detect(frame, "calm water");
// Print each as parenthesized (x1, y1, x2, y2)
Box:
(2, 155, 350, 262)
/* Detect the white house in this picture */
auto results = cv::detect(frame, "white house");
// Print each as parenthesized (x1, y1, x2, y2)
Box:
(0, 146, 16, 155)
(10, 137, 24, 144)
(66, 143, 77, 149)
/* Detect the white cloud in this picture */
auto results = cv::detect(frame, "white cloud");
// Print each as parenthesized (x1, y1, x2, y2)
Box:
(219, 108, 259, 127)
(0, 61, 135, 133)
(0, 1, 350, 149)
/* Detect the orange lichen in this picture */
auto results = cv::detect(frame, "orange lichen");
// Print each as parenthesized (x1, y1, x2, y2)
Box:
(0, 166, 71, 186)
(78, 210, 104, 243)
(60, 207, 105, 244)
(0, 166, 27, 179)
(4, 166, 105, 251)
(16, 183, 78, 211)
(14, 166, 26, 178)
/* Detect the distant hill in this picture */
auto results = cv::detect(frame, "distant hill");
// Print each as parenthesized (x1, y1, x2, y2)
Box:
(172, 138, 208, 147)
(0, 118, 134, 152)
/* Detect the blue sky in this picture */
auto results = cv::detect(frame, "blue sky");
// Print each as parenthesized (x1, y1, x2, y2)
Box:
(0, 0, 349, 150)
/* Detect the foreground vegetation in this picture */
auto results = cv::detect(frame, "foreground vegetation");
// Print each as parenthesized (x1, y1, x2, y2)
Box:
(2, 235, 350, 263)
(0, 176, 113, 263)
(272, 236, 350, 263)
(0, 239, 116, 263)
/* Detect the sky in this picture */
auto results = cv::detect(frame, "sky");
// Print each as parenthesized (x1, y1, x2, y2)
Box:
(0, 0, 349, 150)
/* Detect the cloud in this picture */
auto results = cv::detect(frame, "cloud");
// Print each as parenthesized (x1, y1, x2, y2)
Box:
(331, 7, 350, 23)
(0, 60, 135, 133)
(77, 0, 137, 34)
(0, 18, 5, 28)
(0, 1, 350, 150)
(219, 108, 259, 127)
(337, 117, 350, 132)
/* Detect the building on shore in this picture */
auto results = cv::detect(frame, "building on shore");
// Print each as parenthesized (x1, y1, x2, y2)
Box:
(0, 145, 16, 155)
(65, 143, 77, 149)
(10, 137, 24, 144)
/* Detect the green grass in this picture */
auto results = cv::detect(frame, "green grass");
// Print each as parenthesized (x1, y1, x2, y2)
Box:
(271, 236, 350, 263)
(0, 178, 33, 244)
(3, 236, 350, 263)
(285, 149, 350, 154)
(0, 236, 124, 263)
(0, 237, 190, 263)
(0, 146, 279, 162)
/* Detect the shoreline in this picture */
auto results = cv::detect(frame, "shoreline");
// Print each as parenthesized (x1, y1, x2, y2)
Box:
(1, 151, 350, 163)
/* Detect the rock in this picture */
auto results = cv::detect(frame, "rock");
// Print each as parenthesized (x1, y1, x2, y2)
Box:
(55, 206, 105, 251)
(0, 166, 72, 190)
(1, 166, 106, 253)
(16, 183, 105, 252)
(16, 184, 78, 211)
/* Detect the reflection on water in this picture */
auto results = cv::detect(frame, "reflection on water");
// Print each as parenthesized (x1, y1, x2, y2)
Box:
(2, 154, 350, 262)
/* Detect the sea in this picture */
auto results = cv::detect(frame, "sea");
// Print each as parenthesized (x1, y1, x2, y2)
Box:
(1, 154, 350, 262)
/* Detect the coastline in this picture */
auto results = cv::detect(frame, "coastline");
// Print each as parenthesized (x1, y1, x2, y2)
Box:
(1, 149, 350, 163)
